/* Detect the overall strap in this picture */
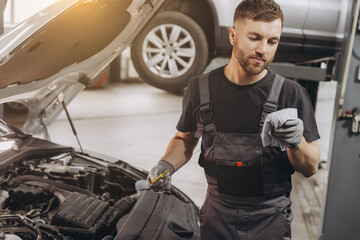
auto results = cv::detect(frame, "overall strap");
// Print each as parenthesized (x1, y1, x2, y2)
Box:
(259, 74, 285, 132)
(197, 73, 216, 135)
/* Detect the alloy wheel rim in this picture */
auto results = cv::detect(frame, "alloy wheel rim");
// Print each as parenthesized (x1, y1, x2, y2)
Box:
(142, 24, 196, 78)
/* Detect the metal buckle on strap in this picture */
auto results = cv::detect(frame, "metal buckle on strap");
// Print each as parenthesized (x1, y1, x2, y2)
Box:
(200, 109, 213, 125)
(263, 101, 277, 113)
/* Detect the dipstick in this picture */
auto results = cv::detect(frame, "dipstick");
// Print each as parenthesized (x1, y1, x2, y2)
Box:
(151, 169, 170, 184)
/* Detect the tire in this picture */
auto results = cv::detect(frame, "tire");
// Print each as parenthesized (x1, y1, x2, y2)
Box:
(131, 11, 209, 92)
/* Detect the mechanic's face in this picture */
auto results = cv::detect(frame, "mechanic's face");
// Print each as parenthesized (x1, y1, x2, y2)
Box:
(229, 18, 282, 75)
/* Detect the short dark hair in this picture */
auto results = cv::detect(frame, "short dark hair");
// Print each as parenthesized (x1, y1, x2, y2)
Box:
(233, 0, 284, 27)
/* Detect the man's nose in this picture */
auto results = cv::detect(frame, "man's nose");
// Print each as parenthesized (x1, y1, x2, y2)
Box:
(256, 40, 268, 55)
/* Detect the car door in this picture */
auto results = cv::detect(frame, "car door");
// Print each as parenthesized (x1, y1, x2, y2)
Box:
(212, 0, 309, 60)
(213, 0, 309, 38)
(302, 0, 347, 50)
(276, 0, 309, 37)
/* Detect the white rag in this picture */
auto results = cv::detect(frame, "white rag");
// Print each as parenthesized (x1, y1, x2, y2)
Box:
(260, 108, 298, 151)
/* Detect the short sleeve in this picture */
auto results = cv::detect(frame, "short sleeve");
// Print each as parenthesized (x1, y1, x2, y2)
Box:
(279, 79, 320, 143)
(176, 77, 199, 132)
(297, 86, 321, 142)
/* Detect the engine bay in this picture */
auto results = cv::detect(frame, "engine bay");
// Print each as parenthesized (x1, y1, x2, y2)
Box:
(0, 120, 199, 240)
(0, 151, 152, 240)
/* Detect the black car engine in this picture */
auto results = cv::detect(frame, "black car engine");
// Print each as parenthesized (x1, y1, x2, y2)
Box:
(0, 149, 198, 240)
(0, 151, 139, 240)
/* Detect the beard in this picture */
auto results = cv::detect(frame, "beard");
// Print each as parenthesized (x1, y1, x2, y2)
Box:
(234, 46, 274, 75)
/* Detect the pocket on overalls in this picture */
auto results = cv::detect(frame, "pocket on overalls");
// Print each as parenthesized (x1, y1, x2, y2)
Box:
(214, 133, 264, 197)
(274, 197, 293, 238)
(216, 158, 263, 197)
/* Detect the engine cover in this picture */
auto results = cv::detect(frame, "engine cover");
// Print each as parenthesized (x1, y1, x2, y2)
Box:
(50, 192, 134, 240)
(51, 192, 109, 229)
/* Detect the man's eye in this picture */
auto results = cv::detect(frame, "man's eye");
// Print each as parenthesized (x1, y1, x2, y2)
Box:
(249, 37, 258, 41)
(269, 41, 278, 45)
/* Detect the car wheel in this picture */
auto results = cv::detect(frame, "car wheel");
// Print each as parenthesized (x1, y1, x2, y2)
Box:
(131, 11, 209, 92)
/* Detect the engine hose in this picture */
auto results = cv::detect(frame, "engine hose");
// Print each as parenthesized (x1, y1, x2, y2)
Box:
(13, 175, 96, 197)
(37, 224, 69, 240)
(0, 226, 36, 239)
(101, 236, 114, 240)
(35, 226, 42, 240)
(43, 197, 57, 214)
(0, 190, 9, 210)
(50, 186, 70, 204)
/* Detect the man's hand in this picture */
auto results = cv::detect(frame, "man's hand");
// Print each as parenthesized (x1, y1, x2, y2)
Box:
(273, 118, 304, 148)
(146, 160, 175, 190)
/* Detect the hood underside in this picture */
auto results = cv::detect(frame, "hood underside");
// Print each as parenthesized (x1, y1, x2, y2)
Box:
(0, 0, 165, 135)
(0, 0, 132, 89)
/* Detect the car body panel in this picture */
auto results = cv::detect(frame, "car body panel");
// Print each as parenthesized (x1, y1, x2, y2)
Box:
(0, 0, 79, 58)
(303, 0, 348, 39)
(277, 0, 308, 36)
(0, 0, 166, 135)
(211, 0, 346, 39)
(213, 0, 309, 37)
(209, 0, 347, 63)
(211, 0, 236, 27)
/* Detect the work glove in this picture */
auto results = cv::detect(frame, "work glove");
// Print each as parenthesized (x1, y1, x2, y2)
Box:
(146, 160, 175, 191)
(272, 118, 304, 148)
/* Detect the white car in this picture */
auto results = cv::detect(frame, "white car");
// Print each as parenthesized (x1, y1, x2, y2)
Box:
(131, 0, 349, 91)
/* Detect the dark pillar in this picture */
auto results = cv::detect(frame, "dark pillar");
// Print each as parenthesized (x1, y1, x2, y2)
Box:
(0, 0, 4, 119)
(319, 0, 360, 239)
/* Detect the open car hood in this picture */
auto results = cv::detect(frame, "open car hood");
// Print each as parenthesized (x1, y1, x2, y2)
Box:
(0, 0, 165, 135)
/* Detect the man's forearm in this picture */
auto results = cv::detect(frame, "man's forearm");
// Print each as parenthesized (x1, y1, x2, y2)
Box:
(161, 131, 199, 172)
(287, 137, 320, 178)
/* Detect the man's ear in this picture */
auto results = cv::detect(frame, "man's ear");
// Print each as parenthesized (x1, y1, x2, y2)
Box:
(229, 27, 236, 46)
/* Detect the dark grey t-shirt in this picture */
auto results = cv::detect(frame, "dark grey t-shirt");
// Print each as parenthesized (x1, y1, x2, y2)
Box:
(176, 66, 320, 143)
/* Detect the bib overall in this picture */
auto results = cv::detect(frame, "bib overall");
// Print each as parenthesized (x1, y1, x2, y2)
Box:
(196, 73, 294, 240)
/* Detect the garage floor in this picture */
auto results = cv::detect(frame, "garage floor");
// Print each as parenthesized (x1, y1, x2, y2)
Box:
(4, 59, 337, 240)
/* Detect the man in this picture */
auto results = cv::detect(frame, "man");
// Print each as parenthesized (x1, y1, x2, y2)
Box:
(146, 0, 320, 239)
